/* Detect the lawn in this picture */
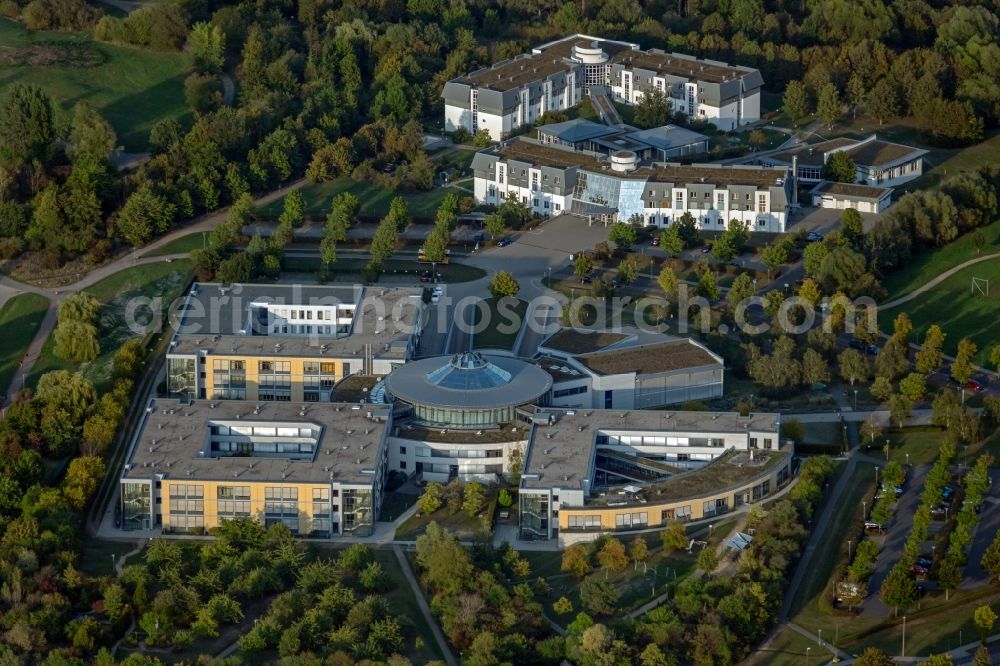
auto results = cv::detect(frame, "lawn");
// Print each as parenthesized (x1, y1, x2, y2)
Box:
(78, 539, 139, 577)
(472, 297, 528, 350)
(0, 19, 190, 151)
(27, 260, 192, 393)
(0, 293, 49, 392)
(880, 217, 1000, 300)
(372, 550, 445, 663)
(142, 232, 208, 257)
(394, 506, 486, 541)
(879, 428, 947, 466)
(789, 461, 873, 621)
(257, 179, 454, 221)
(745, 626, 824, 666)
(879, 257, 1000, 366)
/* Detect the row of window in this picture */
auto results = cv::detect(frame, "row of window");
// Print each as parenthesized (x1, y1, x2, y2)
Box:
(615, 512, 649, 528)
(213, 361, 337, 375)
(212, 425, 316, 438)
(553, 385, 588, 398)
(595, 434, 727, 447)
(268, 308, 345, 321)
(412, 446, 504, 459)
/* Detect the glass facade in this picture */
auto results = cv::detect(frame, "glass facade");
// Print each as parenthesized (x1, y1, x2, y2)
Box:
(167, 357, 197, 400)
(412, 403, 517, 429)
(342, 488, 374, 536)
(121, 481, 152, 531)
(520, 492, 549, 539)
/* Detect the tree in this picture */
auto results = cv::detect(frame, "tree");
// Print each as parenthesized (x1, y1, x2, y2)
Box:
(880, 563, 917, 616)
(608, 222, 637, 250)
(661, 520, 688, 553)
(889, 393, 913, 428)
(62, 456, 104, 511)
(115, 185, 176, 247)
(760, 242, 790, 274)
(618, 258, 637, 283)
(597, 538, 628, 574)
(973, 646, 991, 666)
(554, 596, 574, 616)
(803, 349, 831, 384)
(727, 273, 754, 309)
(990, 345, 1000, 372)
(783, 80, 810, 124)
(462, 481, 485, 516)
(0, 84, 55, 163)
(823, 151, 857, 183)
(369, 217, 399, 268)
(938, 557, 961, 601)
(974, 605, 997, 640)
(817, 83, 842, 129)
(580, 578, 619, 615)
(697, 268, 719, 300)
(561, 544, 590, 580)
(54, 320, 100, 363)
(659, 225, 683, 255)
(798, 278, 821, 306)
(867, 78, 899, 125)
(629, 537, 648, 569)
(899, 372, 927, 402)
(838, 349, 869, 386)
(279, 191, 305, 229)
(860, 417, 885, 447)
(658, 265, 678, 301)
(421, 227, 449, 264)
(387, 196, 409, 232)
(634, 88, 673, 128)
(982, 531, 1000, 581)
(876, 340, 910, 381)
(187, 21, 225, 73)
(696, 548, 718, 572)
(418, 482, 443, 515)
(855, 648, 896, 666)
(489, 271, 520, 298)
(574, 253, 594, 278)
(870, 375, 893, 402)
(916, 325, 946, 373)
(68, 103, 116, 162)
(951, 338, 978, 384)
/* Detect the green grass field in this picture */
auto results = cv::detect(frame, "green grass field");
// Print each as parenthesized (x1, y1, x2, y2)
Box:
(257, 179, 454, 221)
(0, 19, 190, 151)
(0, 293, 49, 393)
(879, 258, 1000, 366)
(142, 232, 208, 257)
(472, 297, 528, 350)
(27, 261, 192, 393)
(881, 218, 1000, 300)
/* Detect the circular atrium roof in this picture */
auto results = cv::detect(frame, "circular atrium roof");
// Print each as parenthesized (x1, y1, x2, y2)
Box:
(384, 352, 552, 409)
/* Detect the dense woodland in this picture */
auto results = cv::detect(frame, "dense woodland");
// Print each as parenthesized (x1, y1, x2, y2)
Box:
(1, 0, 1000, 276)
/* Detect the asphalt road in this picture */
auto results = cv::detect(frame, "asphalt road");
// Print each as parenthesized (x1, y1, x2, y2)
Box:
(861, 464, 930, 618)
(960, 468, 1000, 589)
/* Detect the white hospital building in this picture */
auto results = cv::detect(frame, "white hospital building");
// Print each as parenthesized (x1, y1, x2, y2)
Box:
(442, 34, 763, 139)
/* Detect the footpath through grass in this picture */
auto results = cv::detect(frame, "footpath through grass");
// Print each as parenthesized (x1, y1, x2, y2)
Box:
(28, 261, 192, 393)
(879, 257, 1000, 366)
(0, 19, 189, 151)
(881, 218, 1000, 301)
(142, 232, 208, 257)
(0, 293, 49, 392)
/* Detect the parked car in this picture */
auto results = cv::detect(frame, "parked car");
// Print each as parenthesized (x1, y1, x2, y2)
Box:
(911, 563, 929, 577)
(419, 272, 431, 283)
(700, 244, 712, 254)
(430, 286, 443, 303)
(965, 379, 986, 393)
(473, 232, 485, 242)
(915, 556, 932, 568)
(864, 521, 885, 532)
(942, 485, 955, 501)
(849, 340, 880, 355)
(806, 231, 824, 242)
(931, 503, 949, 518)
(496, 237, 513, 247)
(651, 236, 660, 246)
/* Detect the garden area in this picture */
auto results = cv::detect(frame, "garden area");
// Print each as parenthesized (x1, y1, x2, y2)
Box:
(0, 292, 49, 392)
(0, 18, 189, 151)
(257, 178, 456, 221)
(394, 478, 504, 541)
(472, 297, 527, 350)
(26, 260, 192, 393)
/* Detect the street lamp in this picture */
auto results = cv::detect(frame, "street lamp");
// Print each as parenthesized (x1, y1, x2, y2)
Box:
(818, 628, 823, 647)
(885, 438, 890, 461)
(862, 500, 867, 517)
(853, 389, 858, 410)
(906, 452, 909, 466)
(806, 646, 811, 665)
(902, 615, 907, 657)
(847, 540, 853, 560)
(875, 466, 879, 488)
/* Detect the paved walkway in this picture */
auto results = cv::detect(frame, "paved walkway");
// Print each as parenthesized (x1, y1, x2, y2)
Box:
(881, 253, 1000, 309)
(393, 545, 457, 666)
(0, 180, 307, 406)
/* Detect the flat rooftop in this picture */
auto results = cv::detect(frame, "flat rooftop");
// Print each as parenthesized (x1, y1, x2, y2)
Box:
(629, 447, 787, 503)
(462, 52, 574, 91)
(812, 181, 892, 200)
(846, 140, 927, 167)
(123, 399, 391, 485)
(169, 284, 423, 359)
(499, 138, 788, 187)
(576, 340, 720, 376)
(765, 138, 858, 167)
(542, 329, 629, 354)
(521, 407, 781, 490)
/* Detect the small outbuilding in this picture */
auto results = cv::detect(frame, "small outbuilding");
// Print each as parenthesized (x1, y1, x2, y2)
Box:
(810, 181, 893, 214)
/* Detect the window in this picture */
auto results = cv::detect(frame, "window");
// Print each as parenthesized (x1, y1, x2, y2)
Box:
(749, 437, 758, 448)
(764, 438, 773, 450)
(400, 461, 407, 469)
(614, 512, 648, 529)
(259, 361, 272, 372)
(757, 194, 767, 213)
(567, 515, 601, 530)
(399, 446, 407, 455)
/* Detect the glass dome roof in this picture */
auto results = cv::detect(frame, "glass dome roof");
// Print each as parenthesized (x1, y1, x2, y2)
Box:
(424, 352, 513, 390)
